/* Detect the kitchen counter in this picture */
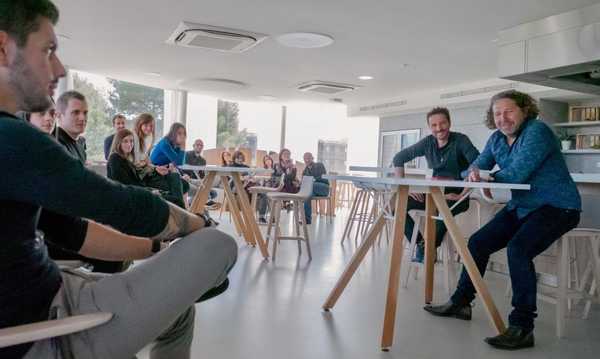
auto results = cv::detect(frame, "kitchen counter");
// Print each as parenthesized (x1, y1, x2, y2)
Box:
(571, 173, 600, 184)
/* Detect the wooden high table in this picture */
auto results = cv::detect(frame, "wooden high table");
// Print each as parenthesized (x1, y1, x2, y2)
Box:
(321, 174, 530, 350)
(180, 165, 272, 259)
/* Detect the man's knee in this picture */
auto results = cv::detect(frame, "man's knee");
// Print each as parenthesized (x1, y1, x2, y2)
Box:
(467, 231, 493, 257)
(188, 228, 238, 266)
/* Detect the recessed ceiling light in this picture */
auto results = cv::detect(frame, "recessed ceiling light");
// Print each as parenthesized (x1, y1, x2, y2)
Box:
(358, 75, 374, 80)
(259, 95, 277, 101)
(144, 72, 162, 77)
(276, 32, 334, 48)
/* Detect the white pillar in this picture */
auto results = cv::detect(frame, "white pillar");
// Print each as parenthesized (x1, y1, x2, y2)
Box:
(280, 105, 287, 150)
(164, 89, 188, 134)
(55, 67, 73, 100)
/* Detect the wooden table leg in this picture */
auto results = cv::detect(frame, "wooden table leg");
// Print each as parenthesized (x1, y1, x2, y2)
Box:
(323, 212, 388, 310)
(430, 187, 506, 334)
(381, 185, 409, 351)
(221, 175, 253, 245)
(424, 194, 437, 304)
(231, 173, 270, 259)
(189, 172, 216, 214)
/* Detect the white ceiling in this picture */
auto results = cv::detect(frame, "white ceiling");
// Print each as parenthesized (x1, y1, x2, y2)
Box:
(54, 0, 600, 107)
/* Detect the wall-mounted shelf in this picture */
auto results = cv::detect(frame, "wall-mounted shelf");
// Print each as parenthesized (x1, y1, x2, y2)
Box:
(554, 121, 600, 128)
(562, 149, 600, 154)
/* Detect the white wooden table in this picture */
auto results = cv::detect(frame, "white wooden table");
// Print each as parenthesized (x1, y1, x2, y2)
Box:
(180, 165, 272, 259)
(321, 174, 530, 350)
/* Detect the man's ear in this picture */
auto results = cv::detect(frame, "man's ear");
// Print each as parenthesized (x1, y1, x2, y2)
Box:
(0, 32, 12, 67)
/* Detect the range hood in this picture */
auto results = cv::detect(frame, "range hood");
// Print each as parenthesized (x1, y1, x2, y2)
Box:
(498, 3, 600, 95)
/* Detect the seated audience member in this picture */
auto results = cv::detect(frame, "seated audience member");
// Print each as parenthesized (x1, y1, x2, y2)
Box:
(257, 155, 278, 223)
(107, 129, 186, 208)
(275, 148, 299, 194)
(302, 152, 330, 225)
(55, 90, 88, 164)
(0, 3, 236, 359)
(424, 90, 581, 350)
(230, 150, 255, 199)
(149, 122, 193, 195)
(151, 122, 187, 167)
(185, 138, 218, 207)
(25, 102, 57, 135)
(133, 112, 157, 167)
(221, 150, 233, 166)
(393, 107, 479, 262)
(53, 91, 127, 273)
(103, 113, 126, 160)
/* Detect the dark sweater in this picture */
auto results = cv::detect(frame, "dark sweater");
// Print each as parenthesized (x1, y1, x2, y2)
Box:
(104, 133, 115, 160)
(107, 153, 145, 187)
(184, 151, 207, 179)
(303, 162, 329, 185)
(56, 126, 87, 164)
(0, 112, 169, 359)
(392, 132, 479, 180)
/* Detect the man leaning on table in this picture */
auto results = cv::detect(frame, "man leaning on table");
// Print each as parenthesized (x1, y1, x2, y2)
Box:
(424, 90, 581, 350)
(393, 107, 480, 262)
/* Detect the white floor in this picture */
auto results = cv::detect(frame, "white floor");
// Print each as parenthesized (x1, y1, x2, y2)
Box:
(143, 208, 600, 359)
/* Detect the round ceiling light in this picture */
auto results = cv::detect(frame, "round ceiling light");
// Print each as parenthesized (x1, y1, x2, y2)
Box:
(358, 75, 374, 80)
(276, 32, 334, 48)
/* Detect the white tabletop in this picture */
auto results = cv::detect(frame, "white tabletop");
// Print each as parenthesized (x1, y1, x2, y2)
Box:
(324, 174, 530, 190)
(179, 165, 273, 174)
(349, 166, 430, 176)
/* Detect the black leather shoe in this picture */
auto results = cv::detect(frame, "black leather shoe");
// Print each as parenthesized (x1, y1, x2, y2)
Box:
(484, 326, 534, 350)
(196, 278, 229, 303)
(423, 300, 472, 320)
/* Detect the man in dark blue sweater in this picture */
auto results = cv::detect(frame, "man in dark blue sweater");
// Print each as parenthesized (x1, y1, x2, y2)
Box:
(0, 2, 236, 358)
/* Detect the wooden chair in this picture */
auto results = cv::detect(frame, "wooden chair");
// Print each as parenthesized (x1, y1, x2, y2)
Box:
(266, 176, 314, 261)
(311, 180, 336, 223)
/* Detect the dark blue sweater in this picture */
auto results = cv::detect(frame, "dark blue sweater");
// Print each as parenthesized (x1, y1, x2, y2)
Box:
(473, 118, 581, 218)
(150, 137, 185, 166)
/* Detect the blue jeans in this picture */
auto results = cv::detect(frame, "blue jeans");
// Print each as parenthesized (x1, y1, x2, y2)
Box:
(451, 205, 580, 330)
(304, 182, 330, 224)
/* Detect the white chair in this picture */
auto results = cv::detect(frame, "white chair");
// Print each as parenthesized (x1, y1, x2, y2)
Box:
(266, 176, 314, 260)
(401, 191, 472, 295)
(0, 313, 113, 349)
(249, 175, 284, 224)
(504, 228, 600, 338)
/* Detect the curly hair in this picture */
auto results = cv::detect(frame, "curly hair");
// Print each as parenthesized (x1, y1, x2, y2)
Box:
(426, 107, 451, 124)
(485, 90, 539, 129)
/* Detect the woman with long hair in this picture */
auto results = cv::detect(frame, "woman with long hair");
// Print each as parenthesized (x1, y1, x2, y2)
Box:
(221, 151, 233, 167)
(275, 148, 299, 194)
(150, 122, 187, 167)
(107, 129, 186, 208)
(133, 113, 156, 167)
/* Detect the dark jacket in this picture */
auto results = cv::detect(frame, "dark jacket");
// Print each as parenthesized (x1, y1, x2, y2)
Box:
(56, 127, 87, 164)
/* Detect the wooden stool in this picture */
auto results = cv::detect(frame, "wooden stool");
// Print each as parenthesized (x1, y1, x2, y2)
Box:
(249, 176, 284, 224)
(266, 176, 314, 261)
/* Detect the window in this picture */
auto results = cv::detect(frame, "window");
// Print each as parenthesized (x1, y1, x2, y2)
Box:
(379, 129, 421, 168)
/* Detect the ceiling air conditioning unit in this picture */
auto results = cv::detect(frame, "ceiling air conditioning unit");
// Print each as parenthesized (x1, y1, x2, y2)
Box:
(297, 81, 359, 95)
(166, 22, 267, 53)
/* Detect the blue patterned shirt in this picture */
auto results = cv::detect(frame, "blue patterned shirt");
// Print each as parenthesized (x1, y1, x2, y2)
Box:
(473, 118, 581, 218)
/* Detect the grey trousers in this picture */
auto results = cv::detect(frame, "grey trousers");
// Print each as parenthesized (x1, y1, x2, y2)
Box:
(24, 228, 238, 359)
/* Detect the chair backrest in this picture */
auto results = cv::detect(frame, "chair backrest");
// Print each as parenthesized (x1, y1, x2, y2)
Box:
(297, 176, 314, 198)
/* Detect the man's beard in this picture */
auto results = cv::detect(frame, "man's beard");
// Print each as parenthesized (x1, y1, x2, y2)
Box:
(8, 50, 53, 113)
